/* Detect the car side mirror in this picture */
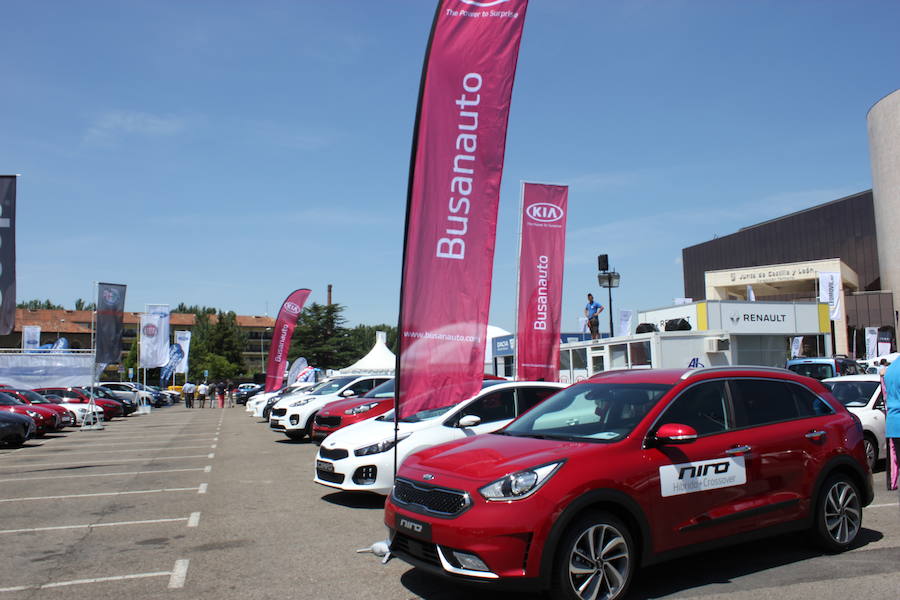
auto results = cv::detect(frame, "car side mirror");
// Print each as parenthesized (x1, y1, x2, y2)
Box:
(341, 390, 356, 397)
(458, 414, 481, 428)
(653, 423, 698, 445)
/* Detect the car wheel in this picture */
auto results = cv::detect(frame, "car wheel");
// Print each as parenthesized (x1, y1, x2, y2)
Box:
(305, 415, 316, 441)
(285, 431, 305, 441)
(552, 511, 634, 600)
(863, 435, 878, 472)
(812, 474, 862, 552)
(262, 406, 271, 420)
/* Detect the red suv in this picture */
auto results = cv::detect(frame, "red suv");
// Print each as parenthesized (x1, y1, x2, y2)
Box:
(384, 367, 873, 599)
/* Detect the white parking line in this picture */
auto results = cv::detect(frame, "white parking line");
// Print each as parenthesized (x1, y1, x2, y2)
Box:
(24, 445, 216, 457)
(0, 516, 194, 535)
(869, 502, 898, 509)
(0, 454, 213, 469)
(0, 466, 210, 483)
(0, 486, 204, 503)
(0, 570, 172, 592)
(168, 559, 190, 589)
(198, 483, 208, 494)
(43, 438, 216, 449)
(207, 453, 215, 458)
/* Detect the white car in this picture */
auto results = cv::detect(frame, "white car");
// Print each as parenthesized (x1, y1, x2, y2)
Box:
(248, 381, 322, 418)
(269, 375, 392, 441)
(313, 380, 565, 494)
(40, 395, 104, 425)
(822, 374, 887, 471)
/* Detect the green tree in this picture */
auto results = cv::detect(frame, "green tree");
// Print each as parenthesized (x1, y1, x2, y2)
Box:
(123, 340, 138, 373)
(74, 298, 96, 311)
(289, 302, 356, 370)
(347, 323, 398, 357)
(17, 299, 64, 310)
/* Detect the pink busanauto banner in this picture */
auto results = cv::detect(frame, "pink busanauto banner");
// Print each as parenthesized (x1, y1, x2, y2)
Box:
(396, 0, 529, 419)
(516, 183, 568, 382)
(264, 289, 311, 392)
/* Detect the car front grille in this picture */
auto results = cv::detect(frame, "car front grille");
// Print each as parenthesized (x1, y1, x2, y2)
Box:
(271, 408, 287, 417)
(317, 469, 345, 484)
(390, 533, 440, 567)
(319, 447, 349, 461)
(315, 415, 341, 427)
(392, 478, 470, 517)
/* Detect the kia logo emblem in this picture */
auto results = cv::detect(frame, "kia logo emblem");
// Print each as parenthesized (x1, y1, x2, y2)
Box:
(526, 202, 564, 223)
(423, 473, 435, 481)
(283, 302, 302, 315)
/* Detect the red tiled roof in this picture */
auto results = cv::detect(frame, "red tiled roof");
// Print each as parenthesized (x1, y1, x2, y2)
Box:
(13, 309, 275, 332)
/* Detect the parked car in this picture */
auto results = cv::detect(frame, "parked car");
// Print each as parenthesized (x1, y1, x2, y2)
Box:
(235, 383, 263, 405)
(822, 374, 886, 471)
(786, 356, 862, 380)
(0, 410, 35, 447)
(33, 387, 124, 420)
(85, 386, 137, 415)
(101, 382, 164, 407)
(0, 392, 60, 435)
(34, 392, 104, 425)
(247, 381, 319, 416)
(270, 375, 393, 441)
(312, 379, 397, 442)
(384, 366, 873, 599)
(0, 388, 75, 428)
(315, 380, 565, 494)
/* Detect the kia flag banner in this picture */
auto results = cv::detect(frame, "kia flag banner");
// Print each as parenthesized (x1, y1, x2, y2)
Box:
(515, 183, 567, 381)
(140, 304, 170, 368)
(0, 176, 16, 335)
(174, 330, 191, 374)
(265, 289, 311, 392)
(96, 283, 127, 364)
(396, 0, 528, 419)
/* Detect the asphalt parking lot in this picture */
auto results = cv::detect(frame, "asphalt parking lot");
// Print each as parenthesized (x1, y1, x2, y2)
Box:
(1, 407, 897, 599)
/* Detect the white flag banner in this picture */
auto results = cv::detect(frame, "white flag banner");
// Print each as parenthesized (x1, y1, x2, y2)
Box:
(22, 325, 41, 350)
(175, 330, 191, 374)
(140, 304, 170, 368)
(673, 297, 693, 305)
(578, 316, 589, 334)
(746, 285, 756, 301)
(818, 272, 841, 320)
(865, 327, 878, 360)
(618, 310, 634, 337)
(791, 336, 803, 358)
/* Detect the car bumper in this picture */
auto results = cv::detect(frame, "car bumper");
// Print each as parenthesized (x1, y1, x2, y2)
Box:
(312, 451, 393, 494)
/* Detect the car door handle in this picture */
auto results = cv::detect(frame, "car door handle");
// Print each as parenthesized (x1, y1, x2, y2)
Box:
(805, 430, 827, 441)
(725, 445, 751, 456)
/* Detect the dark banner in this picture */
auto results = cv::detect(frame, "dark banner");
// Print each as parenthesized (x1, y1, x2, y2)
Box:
(265, 289, 311, 392)
(96, 282, 127, 364)
(396, 0, 529, 419)
(0, 176, 16, 335)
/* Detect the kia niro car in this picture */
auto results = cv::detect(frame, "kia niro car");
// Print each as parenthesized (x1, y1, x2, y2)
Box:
(385, 367, 873, 600)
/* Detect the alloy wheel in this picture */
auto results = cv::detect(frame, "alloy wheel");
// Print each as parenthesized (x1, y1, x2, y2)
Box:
(824, 480, 861, 545)
(568, 523, 630, 600)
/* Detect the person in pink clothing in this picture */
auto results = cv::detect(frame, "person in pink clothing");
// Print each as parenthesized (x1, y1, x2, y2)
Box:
(215, 381, 226, 408)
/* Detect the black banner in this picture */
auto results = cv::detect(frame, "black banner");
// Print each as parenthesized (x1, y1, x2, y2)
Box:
(0, 177, 15, 335)
(96, 282, 127, 364)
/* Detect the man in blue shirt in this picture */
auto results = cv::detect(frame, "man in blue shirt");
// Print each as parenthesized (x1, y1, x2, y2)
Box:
(584, 293, 604, 340)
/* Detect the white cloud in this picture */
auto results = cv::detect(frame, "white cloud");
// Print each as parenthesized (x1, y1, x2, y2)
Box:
(85, 110, 186, 144)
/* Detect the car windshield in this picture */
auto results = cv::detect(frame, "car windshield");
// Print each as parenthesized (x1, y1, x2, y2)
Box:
(787, 363, 834, 380)
(11, 389, 51, 404)
(0, 392, 24, 406)
(308, 377, 357, 395)
(364, 379, 395, 398)
(823, 381, 879, 407)
(502, 382, 672, 442)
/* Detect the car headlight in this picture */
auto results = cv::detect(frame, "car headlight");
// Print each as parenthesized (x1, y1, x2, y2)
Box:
(479, 461, 564, 501)
(290, 398, 310, 407)
(354, 433, 410, 457)
(345, 402, 380, 415)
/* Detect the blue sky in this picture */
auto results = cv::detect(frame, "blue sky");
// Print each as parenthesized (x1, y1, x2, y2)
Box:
(2, 1, 898, 334)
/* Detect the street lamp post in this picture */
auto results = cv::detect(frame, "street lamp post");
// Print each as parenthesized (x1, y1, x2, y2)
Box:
(597, 270, 621, 337)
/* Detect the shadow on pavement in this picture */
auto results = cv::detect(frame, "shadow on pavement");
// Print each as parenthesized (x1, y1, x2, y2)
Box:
(321, 491, 386, 510)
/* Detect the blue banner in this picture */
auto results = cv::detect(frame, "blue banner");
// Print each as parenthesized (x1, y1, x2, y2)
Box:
(159, 343, 185, 387)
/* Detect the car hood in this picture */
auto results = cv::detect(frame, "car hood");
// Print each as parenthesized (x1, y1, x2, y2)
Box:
(319, 396, 393, 417)
(400, 433, 591, 482)
(320, 414, 434, 450)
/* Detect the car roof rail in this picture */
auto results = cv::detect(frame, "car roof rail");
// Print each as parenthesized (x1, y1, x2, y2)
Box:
(680, 365, 794, 380)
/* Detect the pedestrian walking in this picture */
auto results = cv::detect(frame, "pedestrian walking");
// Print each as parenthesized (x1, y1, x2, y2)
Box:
(197, 381, 208, 408)
(226, 379, 236, 408)
(584, 293, 604, 341)
(216, 381, 226, 409)
(883, 360, 900, 499)
(182, 381, 196, 408)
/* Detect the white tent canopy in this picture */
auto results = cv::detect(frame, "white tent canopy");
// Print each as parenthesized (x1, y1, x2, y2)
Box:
(340, 331, 396, 375)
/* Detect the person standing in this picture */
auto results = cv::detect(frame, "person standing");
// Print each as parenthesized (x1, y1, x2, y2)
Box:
(584, 293, 604, 341)
(883, 360, 900, 496)
(216, 380, 226, 409)
(226, 379, 235, 408)
(182, 381, 195, 408)
(197, 381, 208, 409)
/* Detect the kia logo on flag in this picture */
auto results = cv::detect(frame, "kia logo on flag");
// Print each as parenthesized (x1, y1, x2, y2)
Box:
(460, 0, 511, 6)
(526, 202, 564, 223)
(283, 302, 302, 315)
(143, 324, 158, 337)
